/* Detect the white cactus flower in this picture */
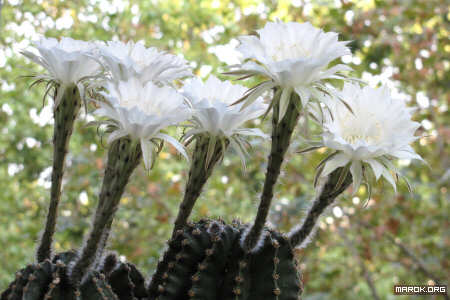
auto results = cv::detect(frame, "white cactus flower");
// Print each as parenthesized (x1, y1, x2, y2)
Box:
(316, 83, 422, 192)
(182, 75, 268, 169)
(230, 21, 352, 121)
(94, 77, 191, 169)
(98, 41, 192, 84)
(21, 37, 102, 107)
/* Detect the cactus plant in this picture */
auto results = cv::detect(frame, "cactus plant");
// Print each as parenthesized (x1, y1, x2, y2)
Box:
(2, 19, 423, 300)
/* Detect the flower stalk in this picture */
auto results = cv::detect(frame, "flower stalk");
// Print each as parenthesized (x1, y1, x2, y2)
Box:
(172, 134, 227, 234)
(37, 84, 81, 262)
(70, 137, 141, 285)
(242, 90, 300, 252)
(288, 167, 352, 247)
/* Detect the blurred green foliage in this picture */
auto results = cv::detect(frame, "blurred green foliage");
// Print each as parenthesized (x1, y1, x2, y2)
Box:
(0, 0, 448, 299)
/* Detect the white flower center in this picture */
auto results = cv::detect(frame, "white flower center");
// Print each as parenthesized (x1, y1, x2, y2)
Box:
(270, 42, 312, 62)
(119, 96, 162, 116)
(339, 116, 383, 146)
(120, 99, 138, 109)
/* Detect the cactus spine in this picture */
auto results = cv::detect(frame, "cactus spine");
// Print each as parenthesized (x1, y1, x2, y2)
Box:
(37, 85, 82, 262)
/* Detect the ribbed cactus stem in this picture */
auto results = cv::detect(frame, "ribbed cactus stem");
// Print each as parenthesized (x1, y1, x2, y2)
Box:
(288, 168, 352, 247)
(70, 137, 141, 286)
(242, 91, 300, 252)
(148, 219, 302, 299)
(1, 251, 146, 299)
(37, 85, 81, 262)
(172, 135, 226, 234)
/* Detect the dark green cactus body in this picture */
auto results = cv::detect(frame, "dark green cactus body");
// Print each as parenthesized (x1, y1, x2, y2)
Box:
(151, 219, 302, 300)
(1, 252, 147, 300)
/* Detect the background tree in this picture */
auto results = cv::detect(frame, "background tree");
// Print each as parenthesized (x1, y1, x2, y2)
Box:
(0, 0, 448, 299)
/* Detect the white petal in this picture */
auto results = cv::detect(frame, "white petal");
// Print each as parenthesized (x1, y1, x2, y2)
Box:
(365, 158, 384, 180)
(378, 156, 399, 174)
(318, 64, 352, 80)
(21, 50, 49, 70)
(294, 87, 311, 107)
(240, 81, 274, 110)
(140, 138, 153, 170)
(321, 153, 350, 177)
(155, 133, 189, 162)
(390, 149, 423, 161)
(54, 84, 68, 108)
(278, 87, 292, 121)
(235, 128, 269, 139)
(107, 129, 128, 144)
(381, 168, 397, 193)
(350, 160, 362, 194)
(205, 135, 217, 169)
(229, 137, 247, 172)
(181, 128, 205, 142)
(235, 61, 269, 76)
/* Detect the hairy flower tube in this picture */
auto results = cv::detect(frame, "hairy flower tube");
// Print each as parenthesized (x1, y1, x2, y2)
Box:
(230, 21, 352, 120)
(316, 83, 423, 193)
(21, 37, 103, 262)
(72, 77, 191, 284)
(235, 20, 351, 252)
(98, 41, 192, 84)
(169, 76, 267, 236)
